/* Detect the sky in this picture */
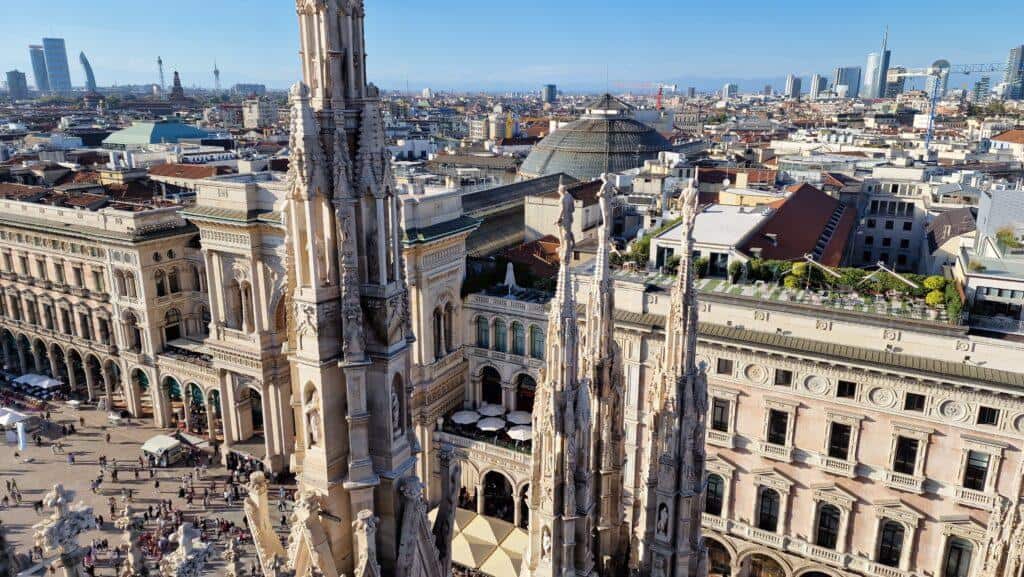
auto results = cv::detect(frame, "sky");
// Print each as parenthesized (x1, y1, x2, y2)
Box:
(1, 0, 1022, 93)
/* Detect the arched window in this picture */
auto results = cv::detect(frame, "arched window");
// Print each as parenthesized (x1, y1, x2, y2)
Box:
(943, 539, 973, 577)
(125, 273, 138, 298)
(444, 303, 454, 352)
(815, 503, 841, 550)
(705, 474, 724, 516)
(432, 307, 444, 359)
(154, 270, 167, 297)
(164, 309, 182, 342)
(515, 374, 536, 413)
(124, 312, 142, 353)
(877, 521, 905, 568)
(494, 319, 507, 353)
(511, 322, 525, 356)
(192, 264, 202, 291)
(227, 279, 243, 330)
(756, 488, 780, 532)
(481, 367, 502, 406)
(476, 317, 490, 348)
(199, 306, 211, 336)
(530, 325, 544, 359)
(168, 268, 180, 293)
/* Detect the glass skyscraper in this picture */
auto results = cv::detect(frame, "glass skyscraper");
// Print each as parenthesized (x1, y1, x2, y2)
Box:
(832, 66, 861, 98)
(28, 45, 49, 93)
(42, 38, 72, 95)
(1005, 45, 1024, 100)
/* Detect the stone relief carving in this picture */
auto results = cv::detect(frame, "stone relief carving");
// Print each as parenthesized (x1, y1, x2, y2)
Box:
(938, 399, 972, 422)
(804, 375, 830, 395)
(867, 386, 898, 408)
(743, 364, 768, 384)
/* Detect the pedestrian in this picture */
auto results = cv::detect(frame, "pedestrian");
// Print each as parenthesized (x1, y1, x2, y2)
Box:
(79, 417, 85, 428)
(105, 432, 111, 444)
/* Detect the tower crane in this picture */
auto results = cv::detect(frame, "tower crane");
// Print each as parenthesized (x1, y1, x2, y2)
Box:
(892, 62, 1013, 156)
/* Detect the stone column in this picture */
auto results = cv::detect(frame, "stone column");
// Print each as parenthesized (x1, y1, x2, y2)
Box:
(66, 362, 80, 394)
(102, 363, 114, 409)
(476, 482, 485, 515)
(48, 353, 59, 379)
(375, 198, 388, 285)
(502, 380, 515, 412)
(15, 343, 28, 375)
(83, 365, 96, 402)
(32, 345, 45, 375)
(218, 373, 236, 466)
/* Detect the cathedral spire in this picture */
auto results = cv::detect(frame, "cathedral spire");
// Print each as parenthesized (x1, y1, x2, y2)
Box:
(635, 178, 707, 577)
(526, 179, 595, 577)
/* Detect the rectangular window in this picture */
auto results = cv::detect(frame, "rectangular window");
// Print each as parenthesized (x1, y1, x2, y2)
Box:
(711, 398, 730, 432)
(2, 254, 10, 271)
(897, 254, 907, 266)
(904, 393, 926, 412)
(35, 259, 46, 279)
(899, 239, 910, 249)
(882, 237, 892, 247)
(716, 358, 733, 375)
(867, 218, 876, 228)
(862, 251, 872, 262)
(978, 406, 1000, 426)
(903, 222, 913, 231)
(828, 422, 852, 460)
(836, 380, 857, 399)
(865, 236, 875, 246)
(885, 220, 895, 230)
(774, 369, 793, 386)
(54, 264, 65, 285)
(962, 450, 990, 491)
(93, 271, 105, 292)
(73, 267, 84, 286)
(893, 436, 919, 475)
(18, 256, 28, 275)
(767, 410, 789, 445)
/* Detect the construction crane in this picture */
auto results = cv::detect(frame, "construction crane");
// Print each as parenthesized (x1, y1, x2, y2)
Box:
(893, 61, 1010, 156)
(612, 82, 678, 109)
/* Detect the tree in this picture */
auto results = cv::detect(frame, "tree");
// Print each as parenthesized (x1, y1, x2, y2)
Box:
(728, 260, 744, 283)
(694, 257, 709, 279)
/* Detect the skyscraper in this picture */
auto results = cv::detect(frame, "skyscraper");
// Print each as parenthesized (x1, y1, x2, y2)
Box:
(925, 59, 950, 100)
(721, 83, 738, 98)
(28, 45, 49, 93)
(541, 84, 557, 103)
(808, 74, 827, 100)
(1005, 45, 1024, 100)
(885, 66, 906, 98)
(833, 66, 861, 99)
(5, 70, 28, 100)
(42, 38, 71, 95)
(785, 74, 801, 99)
(79, 52, 97, 93)
(861, 28, 891, 99)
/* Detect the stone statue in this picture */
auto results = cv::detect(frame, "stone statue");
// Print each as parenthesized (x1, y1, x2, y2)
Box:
(116, 512, 145, 577)
(307, 408, 321, 447)
(223, 538, 241, 577)
(391, 386, 401, 438)
(158, 523, 212, 577)
(32, 484, 96, 577)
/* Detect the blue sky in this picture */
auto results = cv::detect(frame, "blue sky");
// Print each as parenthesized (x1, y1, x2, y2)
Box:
(1, 0, 1021, 92)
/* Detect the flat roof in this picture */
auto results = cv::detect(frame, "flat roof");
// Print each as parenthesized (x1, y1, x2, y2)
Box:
(657, 204, 772, 247)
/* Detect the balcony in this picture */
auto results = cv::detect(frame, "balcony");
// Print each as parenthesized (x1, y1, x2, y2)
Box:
(805, 544, 846, 567)
(883, 470, 925, 494)
(706, 428, 735, 449)
(954, 486, 995, 511)
(747, 526, 785, 548)
(701, 513, 727, 533)
(820, 454, 857, 478)
(757, 441, 793, 463)
(871, 563, 912, 577)
(971, 314, 1024, 336)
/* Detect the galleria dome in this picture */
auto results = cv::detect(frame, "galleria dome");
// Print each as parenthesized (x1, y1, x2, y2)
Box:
(519, 94, 673, 181)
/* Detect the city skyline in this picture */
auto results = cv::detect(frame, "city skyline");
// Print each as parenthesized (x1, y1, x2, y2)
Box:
(0, 0, 1022, 92)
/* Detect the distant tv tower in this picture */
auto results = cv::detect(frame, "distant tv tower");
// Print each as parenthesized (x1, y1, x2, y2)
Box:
(157, 56, 165, 92)
(213, 60, 221, 92)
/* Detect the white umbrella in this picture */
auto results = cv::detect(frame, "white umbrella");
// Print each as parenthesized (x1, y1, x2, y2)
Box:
(478, 404, 505, 417)
(507, 425, 532, 441)
(450, 410, 481, 425)
(506, 411, 531, 425)
(477, 417, 505, 432)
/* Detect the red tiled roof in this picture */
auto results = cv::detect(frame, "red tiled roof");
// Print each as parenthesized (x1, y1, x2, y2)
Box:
(697, 167, 776, 185)
(741, 183, 855, 267)
(501, 234, 560, 279)
(148, 163, 226, 180)
(0, 183, 48, 200)
(992, 129, 1024, 144)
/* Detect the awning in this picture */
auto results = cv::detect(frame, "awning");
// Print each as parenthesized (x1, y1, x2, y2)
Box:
(0, 408, 30, 426)
(437, 508, 529, 577)
(13, 374, 62, 389)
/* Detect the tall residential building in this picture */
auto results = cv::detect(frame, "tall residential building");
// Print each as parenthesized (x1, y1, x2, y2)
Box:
(722, 83, 738, 98)
(833, 66, 861, 99)
(5, 70, 28, 100)
(686, 86, 696, 98)
(885, 66, 906, 98)
(232, 83, 266, 96)
(1005, 44, 1024, 100)
(541, 83, 557, 103)
(763, 84, 773, 96)
(28, 45, 49, 93)
(79, 52, 96, 93)
(973, 76, 992, 102)
(926, 59, 951, 99)
(785, 74, 801, 99)
(809, 74, 827, 100)
(42, 38, 72, 95)
(241, 98, 278, 129)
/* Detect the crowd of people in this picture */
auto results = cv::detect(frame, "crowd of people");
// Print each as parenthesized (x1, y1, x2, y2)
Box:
(2, 402, 294, 576)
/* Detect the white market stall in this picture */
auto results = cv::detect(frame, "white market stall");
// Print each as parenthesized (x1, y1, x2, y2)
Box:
(141, 434, 186, 467)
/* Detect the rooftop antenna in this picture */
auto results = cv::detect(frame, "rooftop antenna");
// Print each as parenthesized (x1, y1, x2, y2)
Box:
(213, 59, 221, 92)
(157, 56, 165, 93)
